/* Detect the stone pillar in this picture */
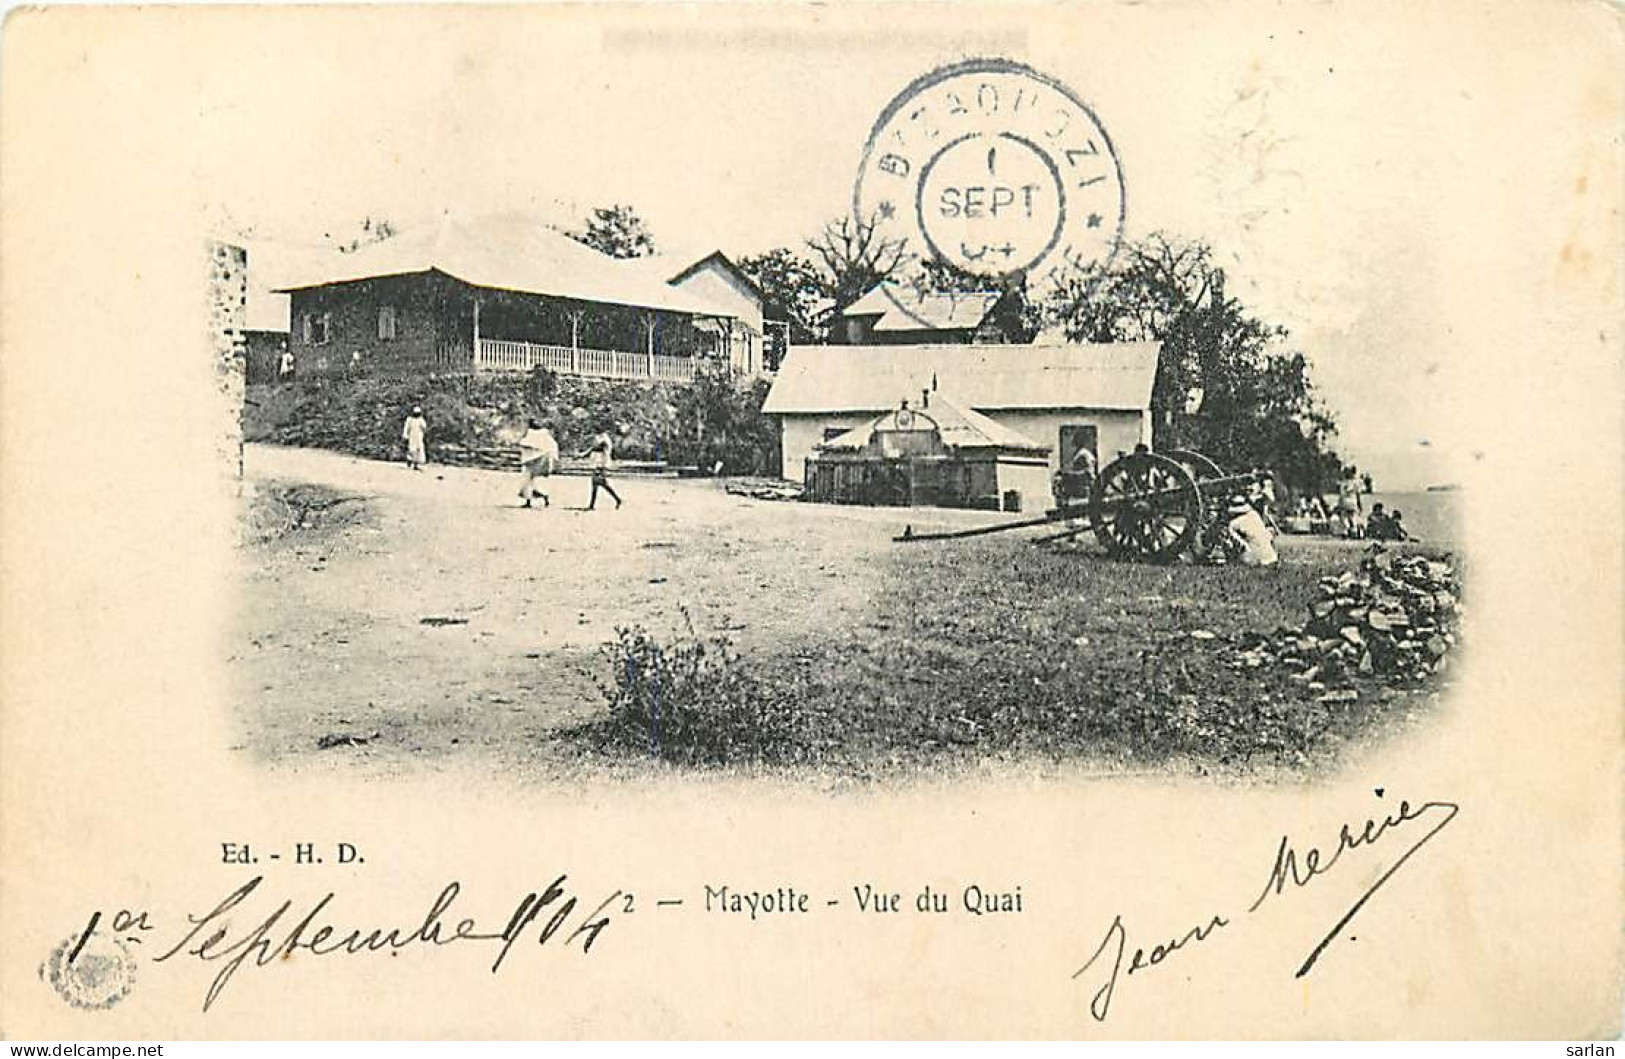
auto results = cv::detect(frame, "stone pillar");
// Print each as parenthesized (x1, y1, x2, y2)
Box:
(207, 239, 248, 493)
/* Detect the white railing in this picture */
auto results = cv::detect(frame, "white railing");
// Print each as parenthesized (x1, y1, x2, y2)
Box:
(474, 338, 698, 382)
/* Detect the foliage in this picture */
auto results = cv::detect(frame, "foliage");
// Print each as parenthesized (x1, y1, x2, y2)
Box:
(667, 361, 781, 475)
(591, 617, 807, 766)
(806, 210, 907, 311)
(736, 248, 830, 343)
(244, 365, 782, 473)
(566, 204, 656, 259)
(329, 216, 398, 254)
(494, 372, 680, 461)
(740, 220, 1045, 345)
(1043, 232, 1346, 494)
(243, 375, 495, 460)
(526, 364, 560, 404)
(914, 255, 997, 295)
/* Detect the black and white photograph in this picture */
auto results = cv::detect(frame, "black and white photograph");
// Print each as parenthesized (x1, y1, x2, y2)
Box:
(220, 51, 1466, 784)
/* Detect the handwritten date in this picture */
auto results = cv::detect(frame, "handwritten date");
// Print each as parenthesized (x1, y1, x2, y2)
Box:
(72, 874, 626, 1012)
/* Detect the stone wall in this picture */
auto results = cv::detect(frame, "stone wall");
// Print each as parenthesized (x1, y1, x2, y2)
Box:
(208, 240, 248, 489)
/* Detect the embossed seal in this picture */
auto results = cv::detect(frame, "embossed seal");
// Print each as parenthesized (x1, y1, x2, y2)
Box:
(42, 930, 136, 1010)
(854, 57, 1125, 290)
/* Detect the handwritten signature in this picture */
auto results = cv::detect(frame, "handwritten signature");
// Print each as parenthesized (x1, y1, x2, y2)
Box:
(1073, 793, 1460, 1022)
(69, 874, 626, 1012)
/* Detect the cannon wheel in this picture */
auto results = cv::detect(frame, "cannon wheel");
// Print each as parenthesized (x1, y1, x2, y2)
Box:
(1166, 449, 1224, 481)
(1165, 449, 1226, 561)
(1090, 452, 1204, 563)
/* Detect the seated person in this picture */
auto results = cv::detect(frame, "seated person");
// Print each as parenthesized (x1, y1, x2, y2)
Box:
(1223, 495, 1279, 566)
(1365, 502, 1391, 539)
(1385, 509, 1412, 541)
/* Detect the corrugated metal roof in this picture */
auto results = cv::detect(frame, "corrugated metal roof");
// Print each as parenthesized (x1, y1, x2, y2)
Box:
(272, 213, 735, 317)
(843, 282, 1002, 332)
(819, 394, 1048, 453)
(762, 341, 1160, 414)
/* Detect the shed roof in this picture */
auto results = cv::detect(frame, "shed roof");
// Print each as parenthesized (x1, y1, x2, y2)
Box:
(272, 213, 735, 317)
(843, 282, 1001, 332)
(819, 394, 1048, 454)
(762, 341, 1160, 414)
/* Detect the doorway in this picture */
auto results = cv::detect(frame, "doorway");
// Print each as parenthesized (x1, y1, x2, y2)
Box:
(1059, 424, 1099, 471)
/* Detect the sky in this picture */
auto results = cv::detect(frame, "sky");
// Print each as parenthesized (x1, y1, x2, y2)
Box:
(170, 2, 1613, 490)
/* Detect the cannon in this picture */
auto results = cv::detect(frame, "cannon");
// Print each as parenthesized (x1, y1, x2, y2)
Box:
(895, 448, 1266, 564)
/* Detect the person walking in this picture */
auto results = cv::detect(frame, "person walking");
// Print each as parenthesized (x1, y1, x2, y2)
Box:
(517, 418, 560, 508)
(579, 430, 622, 510)
(401, 405, 428, 471)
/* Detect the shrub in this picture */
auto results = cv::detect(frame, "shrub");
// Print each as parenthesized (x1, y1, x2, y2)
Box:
(246, 365, 780, 474)
(591, 617, 806, 766)
(667, 363, 781, 475)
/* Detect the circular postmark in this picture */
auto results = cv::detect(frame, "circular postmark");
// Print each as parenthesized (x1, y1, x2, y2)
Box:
(853, 58, 1126, 324)
(42, 931, 136, 1010)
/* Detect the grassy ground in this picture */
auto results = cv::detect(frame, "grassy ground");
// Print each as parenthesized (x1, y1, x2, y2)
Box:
(235, 445, 1457, 785)
(716, 540, 1443, 774)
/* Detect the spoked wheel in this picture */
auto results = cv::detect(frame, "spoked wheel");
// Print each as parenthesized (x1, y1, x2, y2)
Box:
(1165, 449, 1224, 482)
(1165, 450, 1226, 562)
(1090, 452, 1205, 563)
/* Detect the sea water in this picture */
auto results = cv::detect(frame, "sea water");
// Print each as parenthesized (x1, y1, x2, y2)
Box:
(1367, 490, 1462, 545)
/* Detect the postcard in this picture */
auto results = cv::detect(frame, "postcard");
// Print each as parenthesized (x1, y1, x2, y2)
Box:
(0, 1, 1619, 1039)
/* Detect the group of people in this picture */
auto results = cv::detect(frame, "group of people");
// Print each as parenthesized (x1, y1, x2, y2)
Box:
(1279, 476, 1412, 541)
(1364, 503, 1411, 541)
(398, 407, 624, 511)
(516, 419, 623, 511)
(1221, 474, 1411, 560)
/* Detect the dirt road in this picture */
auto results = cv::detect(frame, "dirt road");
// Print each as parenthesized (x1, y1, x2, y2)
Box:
(235, 445, 1442, 782)
(233, 444, 1012, 776)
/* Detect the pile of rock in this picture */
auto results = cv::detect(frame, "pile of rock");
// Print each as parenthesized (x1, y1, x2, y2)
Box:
(1232, 547, 1463, 697)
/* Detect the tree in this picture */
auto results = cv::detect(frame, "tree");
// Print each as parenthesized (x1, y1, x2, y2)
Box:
(1044, 232, 1347, 494)
(737, 248, 830, 343)
(567, 204, 656, 259)
(806, 211, 907, 312)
